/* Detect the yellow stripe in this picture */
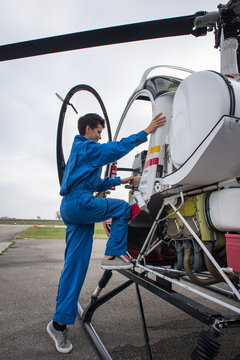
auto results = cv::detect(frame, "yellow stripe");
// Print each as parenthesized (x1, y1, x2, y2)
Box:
(147, 145, 160, 155)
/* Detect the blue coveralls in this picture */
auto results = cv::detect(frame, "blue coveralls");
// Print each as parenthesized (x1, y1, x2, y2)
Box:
(53, 130, 147, 325)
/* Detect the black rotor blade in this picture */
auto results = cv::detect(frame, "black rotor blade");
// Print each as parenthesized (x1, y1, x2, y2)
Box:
(0, 14, 199, 62)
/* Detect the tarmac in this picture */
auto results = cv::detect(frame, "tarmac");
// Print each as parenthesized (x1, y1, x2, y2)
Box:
(0, 241, 13, 254)
(0, 227, 240, 360)
(0, 224, 31, 254)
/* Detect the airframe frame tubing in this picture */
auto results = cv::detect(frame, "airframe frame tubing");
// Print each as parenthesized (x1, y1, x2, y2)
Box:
(137, 188, 185, 263)
(118, 269, 222, 324)
(135, 283, 153, 360)
(168, 200, 240, 301)
(78, 279, 133, 360)
(78, 303, 112, 360)
(79, 278, 133, 322)
(78, 268, 240, 360)
(113, 89, 155, 141)
(144, 237, 163, 256)
(136, 263, 240, 315)
(136, 202, 165, 262)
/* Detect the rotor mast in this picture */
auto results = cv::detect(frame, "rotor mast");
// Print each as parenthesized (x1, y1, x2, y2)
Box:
(194, 0, 240, 79)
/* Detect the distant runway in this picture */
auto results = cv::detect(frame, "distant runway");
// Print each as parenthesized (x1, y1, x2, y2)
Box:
(0, 224, 30, 242)
(0, 225, 31, 254)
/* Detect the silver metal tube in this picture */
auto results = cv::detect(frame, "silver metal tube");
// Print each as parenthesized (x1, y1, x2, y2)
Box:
(136, 202, 165, 262)
(136, 263, 240, 315)
(113, 89, 154, 141)
(78, 303, 112, 360)
(144, 239, 163, 256)
(138, 187, 184, 261)
(147, 265, 213, 278)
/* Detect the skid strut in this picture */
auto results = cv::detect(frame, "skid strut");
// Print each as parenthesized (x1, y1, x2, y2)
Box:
(78, 269, 240, 360)
(135, 283, 153, 360)
(78, 272, 133, 360)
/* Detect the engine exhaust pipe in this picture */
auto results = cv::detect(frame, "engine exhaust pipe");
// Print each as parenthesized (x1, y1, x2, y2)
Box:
(183, 242, 219, 286)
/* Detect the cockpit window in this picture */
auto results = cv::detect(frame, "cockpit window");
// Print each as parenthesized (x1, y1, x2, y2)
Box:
(144, 76, 181, 99)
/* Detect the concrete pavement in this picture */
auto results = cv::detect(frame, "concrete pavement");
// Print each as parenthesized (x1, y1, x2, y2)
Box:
(0, 235, 240, 359)
(0, 225, 30, 254)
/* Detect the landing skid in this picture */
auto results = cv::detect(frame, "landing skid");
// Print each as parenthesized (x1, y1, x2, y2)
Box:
(78, 269, 240, 360)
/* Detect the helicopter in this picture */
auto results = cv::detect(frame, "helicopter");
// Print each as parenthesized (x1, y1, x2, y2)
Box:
(57, 3, 240, 358)
(1, 1, 240, 359)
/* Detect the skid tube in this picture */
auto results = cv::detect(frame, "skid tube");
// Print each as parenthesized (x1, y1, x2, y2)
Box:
(78, 268, 240, 360)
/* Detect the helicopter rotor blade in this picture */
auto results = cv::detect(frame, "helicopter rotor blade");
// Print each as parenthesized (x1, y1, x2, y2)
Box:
(0, 14, 202, 62)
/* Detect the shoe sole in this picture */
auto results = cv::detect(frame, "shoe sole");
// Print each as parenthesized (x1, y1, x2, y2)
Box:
(46, 323, 73, 354)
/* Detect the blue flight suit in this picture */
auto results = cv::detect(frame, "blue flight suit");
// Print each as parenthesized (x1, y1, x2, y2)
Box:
(53, 130, 147, 325)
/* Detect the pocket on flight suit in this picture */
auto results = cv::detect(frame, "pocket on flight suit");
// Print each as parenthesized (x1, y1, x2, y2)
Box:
(79, 195, 108, 222)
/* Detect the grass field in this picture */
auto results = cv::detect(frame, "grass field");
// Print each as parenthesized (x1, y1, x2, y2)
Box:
(15, 222, 107, 239)
(0, 219, 64, 226)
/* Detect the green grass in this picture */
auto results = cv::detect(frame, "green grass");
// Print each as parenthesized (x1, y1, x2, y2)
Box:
(16, 227, 66, 239)
(0, 219, 64, 226)
(16, 222, 107, 239)
(94, 222, 107, 238)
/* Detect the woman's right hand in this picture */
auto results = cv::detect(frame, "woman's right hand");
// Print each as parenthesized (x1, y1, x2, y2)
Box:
(144, 112, 166, 135)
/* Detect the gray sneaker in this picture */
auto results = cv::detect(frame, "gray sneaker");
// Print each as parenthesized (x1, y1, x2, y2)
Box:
(101, 256, 133, 270)
(47, 321, 73, 354)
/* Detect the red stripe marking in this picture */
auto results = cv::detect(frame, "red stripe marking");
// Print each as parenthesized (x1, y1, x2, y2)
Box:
(144, 157, 159, 169)
(130, 203, 141, 221)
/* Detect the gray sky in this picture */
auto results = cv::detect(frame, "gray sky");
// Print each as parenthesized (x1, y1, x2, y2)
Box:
(0, 0, 222, 219)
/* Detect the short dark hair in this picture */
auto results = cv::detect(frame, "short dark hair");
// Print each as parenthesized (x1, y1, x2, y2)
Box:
(78, 113, 105, 135)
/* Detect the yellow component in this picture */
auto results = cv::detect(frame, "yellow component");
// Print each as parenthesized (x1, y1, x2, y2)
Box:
(168, 198, 196, 218)
(147, 145, 160, 155)
(166, 194, 226, 249)
(195, 194, 225, 248)
(180, 199, 196, 217)
(167, 198, 196, 231)
(195, 194, 211, 242)
(214, 232, 226, 250)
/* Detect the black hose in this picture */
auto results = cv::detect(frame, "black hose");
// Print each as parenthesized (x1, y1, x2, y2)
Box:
(56, 84, 112, 185)
(91, 270, 113, 302)
(99, 270, 113, 288)
(191, 325, 221, 360)
(232, 355, 240, 360)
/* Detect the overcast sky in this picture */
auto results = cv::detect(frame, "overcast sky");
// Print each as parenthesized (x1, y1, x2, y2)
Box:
(0, 0, 222, 219)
